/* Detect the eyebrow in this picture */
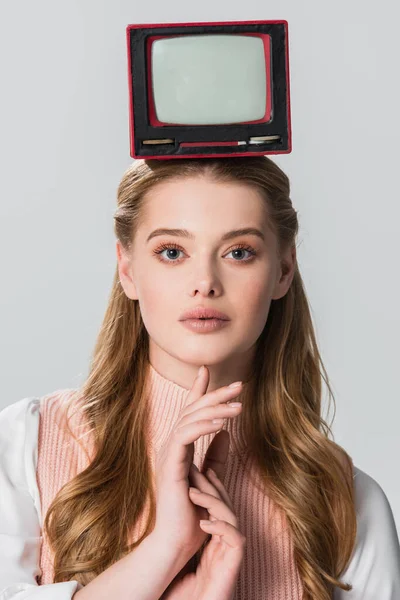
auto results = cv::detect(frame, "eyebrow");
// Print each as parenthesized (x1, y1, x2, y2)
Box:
(146, 227, 265, 243)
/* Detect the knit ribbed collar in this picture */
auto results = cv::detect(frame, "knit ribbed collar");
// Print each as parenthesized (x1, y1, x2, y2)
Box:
(146, 362, 251, 456)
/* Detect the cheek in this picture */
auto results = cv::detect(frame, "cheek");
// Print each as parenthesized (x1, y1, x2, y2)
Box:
(136, 274, 178, 330)
(238, 281, 272, 328)
(240, 277, 269, 307)
(139, 287, 165, 319)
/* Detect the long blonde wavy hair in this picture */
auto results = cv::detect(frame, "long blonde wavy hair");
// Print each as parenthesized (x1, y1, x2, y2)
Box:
(44, 156, 357, 599)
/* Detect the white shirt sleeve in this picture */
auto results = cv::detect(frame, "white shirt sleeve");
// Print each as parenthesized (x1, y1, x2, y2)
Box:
(0, 397, 83, 599)
(334, 465, 400, 599)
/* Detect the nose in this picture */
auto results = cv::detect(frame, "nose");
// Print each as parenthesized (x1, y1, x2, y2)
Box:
(190, 259, 222, 297)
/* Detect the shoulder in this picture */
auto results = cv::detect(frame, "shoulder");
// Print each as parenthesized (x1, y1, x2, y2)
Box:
(0, 390, 79, 495)
(0, 388, 77, 426)
(38, 387, 83, 428)
(335, 465, 400, 598)
(0, 389, 78, 450)
(0, 396, 41, 490)
(0, 395, 40, 427)
(353, 465, 398, 532)
(352, 465, 400, 557)
(327, 445, 395, 526)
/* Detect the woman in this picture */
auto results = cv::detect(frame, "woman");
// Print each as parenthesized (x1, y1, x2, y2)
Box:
(1, 156, 399, 600)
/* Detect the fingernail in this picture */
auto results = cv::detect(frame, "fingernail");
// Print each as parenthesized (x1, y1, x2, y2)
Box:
(189, 487, 200, 494)
(229, 381, 242, 388)
(200, 519, 213, 526)
(207, 468, 217, 478)
(198, 365, 204, 377)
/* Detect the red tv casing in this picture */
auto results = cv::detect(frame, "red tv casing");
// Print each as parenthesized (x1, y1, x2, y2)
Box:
(126, 19, 292, 159)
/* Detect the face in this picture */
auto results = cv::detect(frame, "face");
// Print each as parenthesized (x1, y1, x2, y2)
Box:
(117, 176, 296, 391)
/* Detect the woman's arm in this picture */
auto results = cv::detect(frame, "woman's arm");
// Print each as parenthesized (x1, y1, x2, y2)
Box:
(0, 397, 186, 600)
(73, 528, 187, 600)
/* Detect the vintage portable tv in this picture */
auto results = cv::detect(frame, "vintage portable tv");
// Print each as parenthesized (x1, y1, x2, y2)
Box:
(126, 19, 291, 159)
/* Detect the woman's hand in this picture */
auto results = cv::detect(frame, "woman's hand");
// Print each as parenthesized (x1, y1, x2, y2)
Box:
(153, 365, 243, 562)
(161, 444, 246, 600)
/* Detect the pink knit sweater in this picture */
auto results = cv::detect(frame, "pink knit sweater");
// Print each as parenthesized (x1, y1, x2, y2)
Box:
(36, 363, 303, 598)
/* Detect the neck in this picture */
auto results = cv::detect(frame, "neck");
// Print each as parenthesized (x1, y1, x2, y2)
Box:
(148, 346, 256, 392)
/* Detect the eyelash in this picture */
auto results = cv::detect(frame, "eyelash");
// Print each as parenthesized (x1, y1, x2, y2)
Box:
(152, 242, 257, 264)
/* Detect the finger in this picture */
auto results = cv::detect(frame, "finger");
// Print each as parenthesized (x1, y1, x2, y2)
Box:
(188, 487, 238, 529)
(179, 387, 243, 427)
(199, 519, 247, 550)
(173, 404, 240, 452)
(190, 458, 234, 512)
(185, 364, 210, 408)
(189, 463, 222, 501)
(172, 419, 227, 465)
(204, 467, 235, 512)
(181, 365, 243, 419)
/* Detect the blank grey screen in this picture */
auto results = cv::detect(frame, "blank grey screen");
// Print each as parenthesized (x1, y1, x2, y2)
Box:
(151, 34, 267, 125)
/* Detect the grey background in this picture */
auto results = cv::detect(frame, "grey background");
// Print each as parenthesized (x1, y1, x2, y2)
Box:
(0, 1, 399, 529)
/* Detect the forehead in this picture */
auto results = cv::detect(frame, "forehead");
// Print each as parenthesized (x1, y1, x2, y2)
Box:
(141, 176, 269, 227)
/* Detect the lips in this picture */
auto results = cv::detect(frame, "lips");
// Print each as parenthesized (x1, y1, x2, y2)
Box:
(180, 306, 230, 321)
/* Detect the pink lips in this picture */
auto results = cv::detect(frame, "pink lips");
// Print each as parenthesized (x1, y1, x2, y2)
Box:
(179, 306, 230, 321)
(180, 318, 230, 333)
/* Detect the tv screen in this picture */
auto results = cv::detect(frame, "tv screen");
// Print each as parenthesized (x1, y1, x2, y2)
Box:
(151, 34, 269, 125)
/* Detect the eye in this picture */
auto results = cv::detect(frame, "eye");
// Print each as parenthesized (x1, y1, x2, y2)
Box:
(152, 242, 257, 264)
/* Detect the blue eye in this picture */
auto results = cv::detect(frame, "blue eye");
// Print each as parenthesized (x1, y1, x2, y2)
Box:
(153, 242, 257, 264)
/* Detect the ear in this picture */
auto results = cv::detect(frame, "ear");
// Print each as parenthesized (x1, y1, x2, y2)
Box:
(116, 240, 139, 300)
(271, 244, 297, 301)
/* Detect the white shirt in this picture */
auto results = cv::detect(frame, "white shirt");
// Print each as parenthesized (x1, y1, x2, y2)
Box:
(0, 397, 399, 600)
